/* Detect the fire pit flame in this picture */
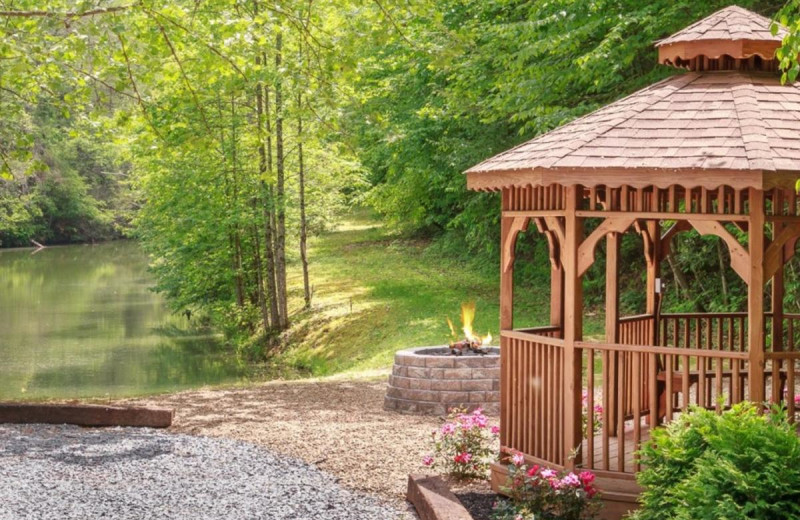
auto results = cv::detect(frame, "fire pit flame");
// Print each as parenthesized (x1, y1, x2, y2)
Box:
(447, 302, 492, 355)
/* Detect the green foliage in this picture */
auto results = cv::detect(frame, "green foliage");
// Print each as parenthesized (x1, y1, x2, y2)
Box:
(776, 0, 800, 83)
(344, 0, 783, 244)
(0, 102, 127, 247)
(632, 403, 800, 520)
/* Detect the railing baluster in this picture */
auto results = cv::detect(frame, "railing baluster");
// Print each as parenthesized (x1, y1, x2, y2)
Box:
(633, 351, 641, 472)
(602, 349, 610, 471)
(788, 361, 796, 423)
(617, 352, 625, 473)
(715, 355, 724, 413)
(665, 354, 674, 422)
(587, 347, 595, 469)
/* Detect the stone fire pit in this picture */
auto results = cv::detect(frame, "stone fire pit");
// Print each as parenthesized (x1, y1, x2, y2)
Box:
(384, 347, 500, 415)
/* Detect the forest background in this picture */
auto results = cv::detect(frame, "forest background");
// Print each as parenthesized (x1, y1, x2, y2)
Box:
(2, 0, 800, 373)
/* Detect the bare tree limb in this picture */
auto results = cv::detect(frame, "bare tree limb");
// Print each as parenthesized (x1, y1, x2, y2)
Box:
(141, 7, 214, 136)
(372, 0, 415, 47)
(0, 4, 137, 19)
(115, 31, 164, 140)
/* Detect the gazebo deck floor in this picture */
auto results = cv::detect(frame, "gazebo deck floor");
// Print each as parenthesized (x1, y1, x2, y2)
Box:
(578, 419, 800, 474)
(578, 422, 650, 474)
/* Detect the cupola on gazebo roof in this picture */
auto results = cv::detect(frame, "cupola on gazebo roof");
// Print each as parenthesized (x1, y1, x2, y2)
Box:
(657, 6, 787, 62)
(466, 7, 800, 518)
(466, 6, 800, 192)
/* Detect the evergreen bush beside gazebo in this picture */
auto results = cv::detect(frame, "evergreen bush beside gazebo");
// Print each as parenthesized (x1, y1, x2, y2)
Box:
(466, 6, 800, 518)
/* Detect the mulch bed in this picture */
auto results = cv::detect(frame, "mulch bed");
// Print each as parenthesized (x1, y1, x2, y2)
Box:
(448, 478, 500, 520)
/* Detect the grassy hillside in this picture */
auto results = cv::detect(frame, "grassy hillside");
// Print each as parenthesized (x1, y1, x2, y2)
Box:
(271, 210, 602, 378)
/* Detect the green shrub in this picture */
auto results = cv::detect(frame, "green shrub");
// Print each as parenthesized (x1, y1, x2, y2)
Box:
(631, 402, 800, 520)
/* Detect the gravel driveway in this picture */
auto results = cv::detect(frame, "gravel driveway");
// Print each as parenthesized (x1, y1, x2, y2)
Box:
(0, 424, 413, 520)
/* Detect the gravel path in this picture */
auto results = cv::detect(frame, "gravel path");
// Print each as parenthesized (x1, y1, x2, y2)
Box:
(119, 379, 465, 504)
(0, 424, 413, 520)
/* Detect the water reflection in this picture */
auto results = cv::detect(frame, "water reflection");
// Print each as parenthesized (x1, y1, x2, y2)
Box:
(0, 241, 245, 399)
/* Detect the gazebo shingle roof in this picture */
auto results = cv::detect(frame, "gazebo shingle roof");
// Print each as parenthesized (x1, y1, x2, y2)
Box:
(465, 6, 798, 191)
(466, 72, 800, 180)
(656, 6, 786, 46)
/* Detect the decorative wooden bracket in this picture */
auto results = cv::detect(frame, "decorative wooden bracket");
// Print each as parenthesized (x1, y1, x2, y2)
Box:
(502, 217, 530, 273)
(634, 220, 655, 265)
(688, 220, 750, 284)
(534, 218, 562, 270)
(577, 216, 634, 277)
(660, 221, 692, 259)
(764, 222, 800, 281)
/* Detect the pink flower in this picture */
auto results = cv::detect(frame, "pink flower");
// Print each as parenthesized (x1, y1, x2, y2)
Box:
(454, 452, 473, 464)
(579, 471, 596, 485)
(491, 425, 500, 435)
(511, 452, 525, 466)
(585, 484, 598, 498)
(561, 473, 581, 487)
(440, 423, 456, 436)
(526, 464, 540, 477)
(540, 468, 557, 479)
(422, 455, 434, 467)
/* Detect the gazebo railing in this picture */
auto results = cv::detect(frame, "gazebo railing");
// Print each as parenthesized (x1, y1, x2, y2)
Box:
(498, 312, 800, 480)
(659, 312, 747, 352)
(576, 340, 751, 475)
(501, 328, 565, 467)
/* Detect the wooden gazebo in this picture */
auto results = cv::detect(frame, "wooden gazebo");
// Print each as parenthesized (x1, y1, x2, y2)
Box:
(466, 6, 800, 517)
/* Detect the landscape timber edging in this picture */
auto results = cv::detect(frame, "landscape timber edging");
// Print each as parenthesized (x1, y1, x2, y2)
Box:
(407, 474, 474, 520)
(0, 403, 173, 428)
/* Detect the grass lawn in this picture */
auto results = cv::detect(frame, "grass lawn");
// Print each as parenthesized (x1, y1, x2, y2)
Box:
(274, 210, 602, 378)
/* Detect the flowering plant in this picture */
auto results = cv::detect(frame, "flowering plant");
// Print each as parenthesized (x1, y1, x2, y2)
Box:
(492, 452, 600, 520)
(582, 390, 603, 435)
(422, 407, 499, 479)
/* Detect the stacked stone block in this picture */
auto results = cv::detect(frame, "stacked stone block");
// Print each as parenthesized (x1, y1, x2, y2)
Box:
(384, 347, 500, 415)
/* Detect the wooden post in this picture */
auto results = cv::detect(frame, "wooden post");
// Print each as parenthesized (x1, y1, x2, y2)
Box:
(551, 265, 564, 329)
(748, 188, 765, 405)
(563, 185, 583, 467)
(771, 192, 784, 403)
(500, 216, 514, 331)
(605, 233, 620, 344)
(646, 220, 660, 321)
(499, 200, 514, 457)
(605, 232, 620, 436)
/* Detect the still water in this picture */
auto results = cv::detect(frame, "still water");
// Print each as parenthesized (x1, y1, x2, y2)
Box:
(0, 241, 245, 400)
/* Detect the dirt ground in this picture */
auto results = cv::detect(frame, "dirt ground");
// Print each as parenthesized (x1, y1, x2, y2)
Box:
(122, 376, 497, 507)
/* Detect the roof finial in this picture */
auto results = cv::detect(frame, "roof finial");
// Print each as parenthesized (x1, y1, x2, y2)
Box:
(656, 6, 787, 72)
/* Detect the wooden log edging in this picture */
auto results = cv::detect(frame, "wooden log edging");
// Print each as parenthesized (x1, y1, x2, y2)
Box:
(0, 403, 173, 428)
(407, 474, 473, 520)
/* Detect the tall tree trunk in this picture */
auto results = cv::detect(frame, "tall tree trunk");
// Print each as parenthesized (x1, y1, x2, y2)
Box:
(263, 83, 280, 328)
(274, 28, 288, 329)
(297, 91, 310, 309)
(230, 94, 246, 311)
(253, 12, 279, 332)
(217, 93, 245, 310)
(251, 222, 270, 331)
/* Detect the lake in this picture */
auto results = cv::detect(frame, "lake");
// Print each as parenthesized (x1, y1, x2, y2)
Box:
(0, 241, 245, 400)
